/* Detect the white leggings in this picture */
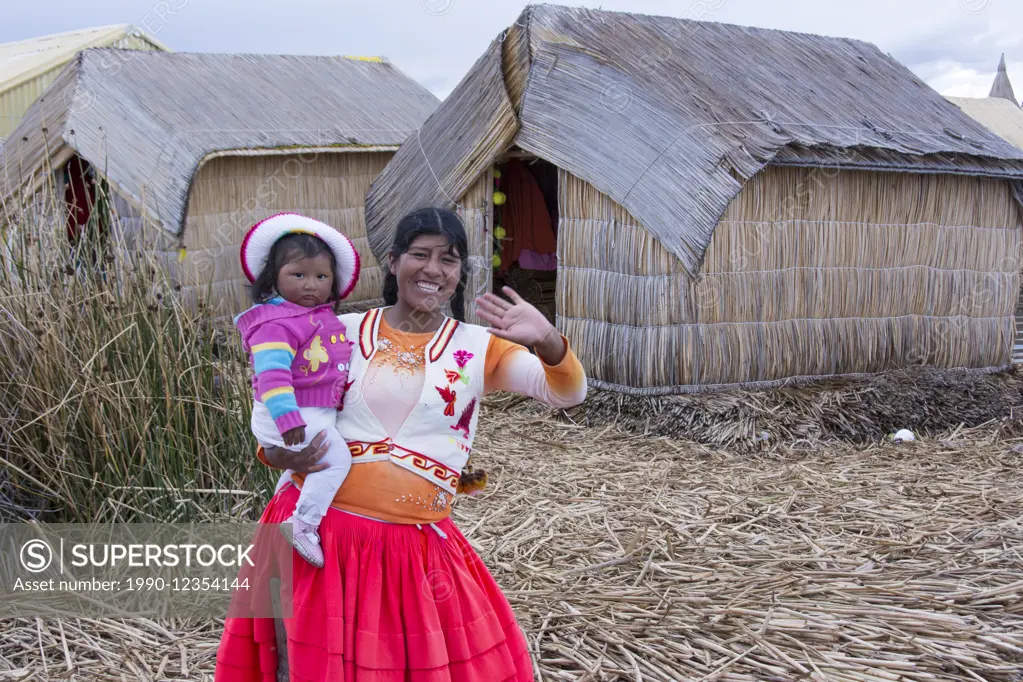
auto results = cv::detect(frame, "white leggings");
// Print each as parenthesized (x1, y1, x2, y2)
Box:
(251, 403, 351, 526)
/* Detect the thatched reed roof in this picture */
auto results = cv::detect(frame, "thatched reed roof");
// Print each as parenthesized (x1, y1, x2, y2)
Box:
(989, 54, 1017, 103)
(0, 49, 439, 234)
(366, 3, 1023, 275)
(948, 96, 1023, 151)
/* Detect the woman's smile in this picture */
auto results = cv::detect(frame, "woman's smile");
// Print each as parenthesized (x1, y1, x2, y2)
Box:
(389, 234, 463, 317)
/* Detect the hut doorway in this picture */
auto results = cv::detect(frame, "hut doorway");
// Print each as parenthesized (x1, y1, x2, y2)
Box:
(491, 155, 559, 323)
(61, 156, 110, 266)
(64, 156, 96, 244)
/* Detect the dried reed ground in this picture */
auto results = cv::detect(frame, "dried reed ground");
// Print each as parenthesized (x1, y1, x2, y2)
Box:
(2, 398, 1022, 681)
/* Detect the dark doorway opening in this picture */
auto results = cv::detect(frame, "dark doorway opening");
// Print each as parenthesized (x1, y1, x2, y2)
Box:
(64, 156, 96, 244)
(492, 155, 559, 324)
(63, 156, 111, 267)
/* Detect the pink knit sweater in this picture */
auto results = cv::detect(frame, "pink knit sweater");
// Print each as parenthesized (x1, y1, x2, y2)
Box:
(234, 297, 353, 434)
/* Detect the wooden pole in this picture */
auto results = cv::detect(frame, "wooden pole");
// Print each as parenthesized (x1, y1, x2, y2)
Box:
(269, 577, 289, 682)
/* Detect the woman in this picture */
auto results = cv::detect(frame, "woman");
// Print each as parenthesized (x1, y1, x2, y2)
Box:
(216, 207, 587, 681)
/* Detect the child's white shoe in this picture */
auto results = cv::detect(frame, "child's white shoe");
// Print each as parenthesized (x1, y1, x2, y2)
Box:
(282, 515, 324, 568)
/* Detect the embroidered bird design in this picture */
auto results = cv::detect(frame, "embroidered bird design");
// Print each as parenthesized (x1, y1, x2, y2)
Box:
(300, 335, 329, 374)
(450, 397, 476, 438)
(436, 385, 457, 417)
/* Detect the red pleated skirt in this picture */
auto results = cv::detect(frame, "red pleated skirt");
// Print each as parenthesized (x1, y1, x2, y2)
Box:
(215, 484, 534, 682)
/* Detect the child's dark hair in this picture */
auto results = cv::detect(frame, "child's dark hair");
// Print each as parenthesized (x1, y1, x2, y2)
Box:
(383, 207, 468, 321)
(251, 233, 340, 304)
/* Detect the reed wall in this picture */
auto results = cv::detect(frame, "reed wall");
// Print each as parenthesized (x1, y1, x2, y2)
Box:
(558, 166, 1023, 392)
(455, 171, 493, 326)
(175, 151, 392, 317)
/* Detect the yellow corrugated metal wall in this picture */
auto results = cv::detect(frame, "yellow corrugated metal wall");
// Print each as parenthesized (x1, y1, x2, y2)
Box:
(1, 71, 63, 139)
(0, 35, 162, 140)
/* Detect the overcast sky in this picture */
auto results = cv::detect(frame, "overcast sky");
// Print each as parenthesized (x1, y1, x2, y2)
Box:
(3, 0, 1022, 102)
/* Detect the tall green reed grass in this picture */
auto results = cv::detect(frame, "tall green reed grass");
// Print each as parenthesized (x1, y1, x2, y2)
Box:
(0, 198, 274, 523)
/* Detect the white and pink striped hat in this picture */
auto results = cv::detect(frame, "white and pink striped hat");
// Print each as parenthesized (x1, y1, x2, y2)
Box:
(239, 213, 361, 300)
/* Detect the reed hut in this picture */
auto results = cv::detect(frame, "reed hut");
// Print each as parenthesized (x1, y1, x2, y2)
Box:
(365, 3, 1023, 394)
(0, 48, 438, 315)
(0, 24, 168, 141)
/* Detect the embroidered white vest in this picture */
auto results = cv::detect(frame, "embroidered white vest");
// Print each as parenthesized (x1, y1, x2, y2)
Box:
(336, 308, 489, 493)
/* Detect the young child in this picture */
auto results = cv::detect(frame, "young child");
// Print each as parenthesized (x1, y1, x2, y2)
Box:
(234, 213, 360, 568)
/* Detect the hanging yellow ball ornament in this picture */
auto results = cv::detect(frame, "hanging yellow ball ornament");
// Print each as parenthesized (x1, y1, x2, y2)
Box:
(492, 254, 502, 267)
(493, 191, 506, 206)
(492, 169, 502, 179)
(494, 226, 506, 239)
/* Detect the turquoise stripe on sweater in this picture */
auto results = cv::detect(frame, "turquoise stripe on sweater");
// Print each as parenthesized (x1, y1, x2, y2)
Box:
(264, 391, 300, 421)
(253, 348, 295, 374)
